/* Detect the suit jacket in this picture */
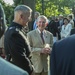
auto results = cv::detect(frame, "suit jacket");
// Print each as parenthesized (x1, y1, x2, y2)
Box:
(0, 57, 28, 75)
(47, 20, 61, 40)
(50, 35, 75, 75)
(27, 29, 53, 73)
(48, 20, 60, 36)
(4, 22, 33, 75)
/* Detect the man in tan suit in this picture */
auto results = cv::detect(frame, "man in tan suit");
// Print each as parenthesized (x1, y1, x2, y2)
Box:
(27, 15, 53, 75)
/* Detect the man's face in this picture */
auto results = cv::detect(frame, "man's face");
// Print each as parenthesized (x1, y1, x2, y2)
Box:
(21, 12, 31, 26)
(36, 18, 47, 31)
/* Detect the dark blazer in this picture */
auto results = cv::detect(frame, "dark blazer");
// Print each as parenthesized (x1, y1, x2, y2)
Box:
(47, 20, 61, 39)
(0, 57, 28, 75)
(28, 20, 34, 31)
(4, 22, 33, 75)
(50, 35, 75, 75)
(70, 28, 75, 35)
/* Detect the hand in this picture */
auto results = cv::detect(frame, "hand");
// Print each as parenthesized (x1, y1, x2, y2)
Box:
(41, 48, 46, 54)
(44, 48, 50, 54)
(47, 48, 52, 55)
(41, 48, 50, 54)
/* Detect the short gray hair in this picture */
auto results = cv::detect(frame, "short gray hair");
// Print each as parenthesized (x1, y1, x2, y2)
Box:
(14, 5, 32, 14)
(35, 12, 40, 16)
(36, 15, 48, 23)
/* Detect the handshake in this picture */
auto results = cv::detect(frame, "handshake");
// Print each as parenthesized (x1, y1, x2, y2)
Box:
(41, 44, 52, 55)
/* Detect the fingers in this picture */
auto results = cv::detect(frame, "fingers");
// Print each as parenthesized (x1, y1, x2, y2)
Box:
(41, 48, 51, 54)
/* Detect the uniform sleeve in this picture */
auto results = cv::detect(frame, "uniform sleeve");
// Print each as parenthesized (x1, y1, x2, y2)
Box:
(9, 31, 33, 75)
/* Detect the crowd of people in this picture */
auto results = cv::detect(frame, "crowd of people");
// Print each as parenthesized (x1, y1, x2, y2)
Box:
(0, 3, 75, 75)
(47, 14, 75, 42)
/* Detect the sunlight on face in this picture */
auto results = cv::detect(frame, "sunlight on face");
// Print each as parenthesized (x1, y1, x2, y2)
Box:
(21, 12, 31, 26)
(37, 18, 47, 31)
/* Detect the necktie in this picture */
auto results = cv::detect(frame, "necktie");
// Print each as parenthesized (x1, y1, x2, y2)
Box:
(40, 32, 45, 44)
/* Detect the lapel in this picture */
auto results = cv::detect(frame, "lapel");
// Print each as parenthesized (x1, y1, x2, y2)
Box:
(19, 30, 29, 45)
(35, 29, 44, 44)
(35, 29, 49, 45)
(43, 30, 48, 44)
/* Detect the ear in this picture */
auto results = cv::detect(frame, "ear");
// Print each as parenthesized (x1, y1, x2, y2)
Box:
(20, 14, 23, 19)
(45, 22, 48, 26)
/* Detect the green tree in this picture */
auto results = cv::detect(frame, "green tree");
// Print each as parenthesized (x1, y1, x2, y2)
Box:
(0, 0, 14, 24)
(13, 0, 35, 20)
(35, 0, 75, 17)
(2, 0, 75, 24)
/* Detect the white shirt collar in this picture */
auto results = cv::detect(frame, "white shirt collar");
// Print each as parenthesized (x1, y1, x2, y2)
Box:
(37, 28, 46, 34)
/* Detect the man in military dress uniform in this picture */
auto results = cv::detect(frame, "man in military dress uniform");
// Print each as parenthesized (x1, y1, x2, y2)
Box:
(4, 5, 34, 75)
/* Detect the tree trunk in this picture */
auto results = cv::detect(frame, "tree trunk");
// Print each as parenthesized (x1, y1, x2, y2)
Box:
(24, 0, 35, 20)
